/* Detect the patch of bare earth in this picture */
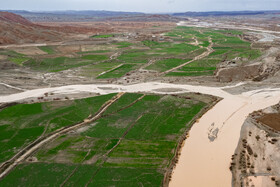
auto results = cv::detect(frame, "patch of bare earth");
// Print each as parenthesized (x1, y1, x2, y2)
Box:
(258, 113, 280, 131)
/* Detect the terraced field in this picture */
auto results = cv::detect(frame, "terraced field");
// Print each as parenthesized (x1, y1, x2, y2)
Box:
(0, 92, 216, 186)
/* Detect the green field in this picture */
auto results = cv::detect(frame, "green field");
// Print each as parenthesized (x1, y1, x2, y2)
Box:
(80, 61, 122, 78)
(97, 64, 138, 79)
(77, 50, 111, 54)
(0, 94, 116, 163)
(118, 49, 151, 64)
(81, 55, 108, 61)
(24, 54, 109, 72)
(115, 42, 133, 48)
(91, 34, 114, 38)
(8, 57, 30, 65)
(142, 40, 200, 55)
(0, 163, 98, 186)
(2, 50, 30, 66)
(38, 46, 56, 54)
(166, 58, 221, 76)
(1, 26, 261, 78)
(166, 71, 214, 77)
(146, 58, 188, 72)
(163, 26, 261, 77)
(0, 93, 214, 186)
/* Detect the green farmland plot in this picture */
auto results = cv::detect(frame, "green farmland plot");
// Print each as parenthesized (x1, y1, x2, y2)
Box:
(115, 41, 133, 48)
(80, 61, 122, 78)
(201, 40, 210, 47)
(81, 54, 108, 61)
(1, 50, 30, 66)
(24, 54, 109, 72)
(91, 34, 115, 38)
(77, 50, 111, 54)
(215, 29, 244, 35)
(8, 56, 30, 65)
(38, 46, 56, 54)
(162, 26, 261, 76)
(97, 64, 138, 79)
(142, 40, 200, 55)
(0, 163, 98, 187)
(88, 167, 163, 187)
(157, 43, 199, 55)
(166, 58, 220, 77)
(0, 93, 214, 186)
(117, 49, 151, 64)
(146, 58, 188, 72)
(0, 94, 116, 163)
(166, 71, 214, 77)
(2, 26, 261, 78)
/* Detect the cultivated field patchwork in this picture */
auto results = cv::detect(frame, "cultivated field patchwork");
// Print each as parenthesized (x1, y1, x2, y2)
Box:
(0, 93, 216, 186)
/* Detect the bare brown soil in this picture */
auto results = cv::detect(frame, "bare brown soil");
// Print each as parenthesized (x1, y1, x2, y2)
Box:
(11, 47, 47, 55)
(258, 113, 280, 131)
(216, 64, 261, 82)
(0, 12, 64, 45)
(37, 21, 175, 34)
(0, 12, 34, 26)
(0, 11, 175, 45)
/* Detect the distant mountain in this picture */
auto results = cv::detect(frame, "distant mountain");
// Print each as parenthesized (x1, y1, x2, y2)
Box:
(1, 10, 145, 22)
(172, 10, 280, 17)
(0, 11, 34, 26)
(2, 10, 279, 23)
(0, 10, 184, 22)
(36, 10, 144, 16)
(105, 14, 181, 22)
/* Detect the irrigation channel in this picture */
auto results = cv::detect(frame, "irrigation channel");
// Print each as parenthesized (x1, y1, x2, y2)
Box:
(1, 82, 280, 186)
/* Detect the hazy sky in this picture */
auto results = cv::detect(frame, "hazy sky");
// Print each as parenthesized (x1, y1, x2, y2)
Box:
(1, 0, 280, 13)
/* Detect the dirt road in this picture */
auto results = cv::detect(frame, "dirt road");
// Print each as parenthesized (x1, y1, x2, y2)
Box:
(0, 83, 26, 91)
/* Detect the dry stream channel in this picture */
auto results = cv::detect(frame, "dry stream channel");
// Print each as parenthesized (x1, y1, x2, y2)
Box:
(1, 82, 280, 186)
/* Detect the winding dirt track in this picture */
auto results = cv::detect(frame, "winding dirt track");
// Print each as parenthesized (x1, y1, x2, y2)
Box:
(0, 92, 124, 180)
(0, 83, 26, 91)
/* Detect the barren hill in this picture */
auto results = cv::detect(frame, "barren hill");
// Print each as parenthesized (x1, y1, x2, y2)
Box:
(0, 12, 64, 45)
(0, 12, 34, 26)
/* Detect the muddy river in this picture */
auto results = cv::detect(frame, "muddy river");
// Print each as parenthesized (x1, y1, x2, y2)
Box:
(1, 82, 280, 186)
(169, 88, 280, 187)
